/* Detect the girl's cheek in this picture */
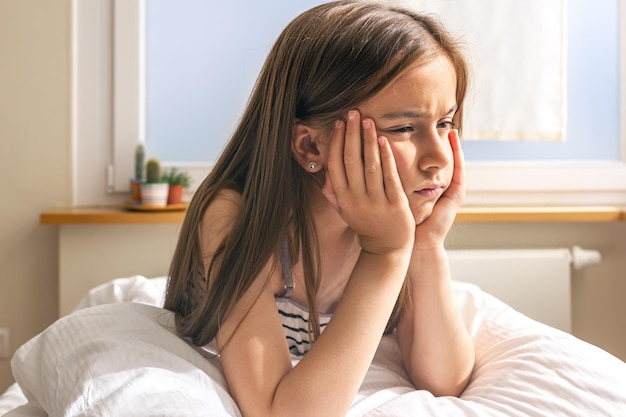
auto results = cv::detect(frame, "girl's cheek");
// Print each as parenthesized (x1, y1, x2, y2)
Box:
(388, 141, 414, 169)
(387, 142, 416, 190)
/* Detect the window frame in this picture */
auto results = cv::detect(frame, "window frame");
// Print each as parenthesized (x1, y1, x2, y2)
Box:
(72, 0, 626, 207)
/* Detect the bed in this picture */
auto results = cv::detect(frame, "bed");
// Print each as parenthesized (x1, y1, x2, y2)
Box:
(1, 275, 625, 416)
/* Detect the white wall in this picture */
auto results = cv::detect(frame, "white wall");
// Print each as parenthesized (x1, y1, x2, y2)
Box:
(0, 0, 72, 393)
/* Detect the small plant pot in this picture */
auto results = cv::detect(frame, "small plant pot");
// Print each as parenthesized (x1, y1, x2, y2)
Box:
(140, 183, 170, 207)
(129, 179, 142, 203)
(167, 184, 184, 205)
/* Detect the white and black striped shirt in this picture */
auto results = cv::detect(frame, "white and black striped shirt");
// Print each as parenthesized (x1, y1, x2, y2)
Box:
(277, 246, 331, 357)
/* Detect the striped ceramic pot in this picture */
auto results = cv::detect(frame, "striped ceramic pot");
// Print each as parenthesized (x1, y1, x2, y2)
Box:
(140, 183, 170, 207)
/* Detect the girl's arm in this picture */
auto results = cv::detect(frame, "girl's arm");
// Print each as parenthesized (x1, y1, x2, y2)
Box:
(218, 249, 410, 417)
(396, 248, 475, 396)
(210, 112, 415, 417)
(396, 130, 475, 397)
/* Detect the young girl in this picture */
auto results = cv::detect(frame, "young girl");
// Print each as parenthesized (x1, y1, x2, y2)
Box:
(165, 1, 475, 416)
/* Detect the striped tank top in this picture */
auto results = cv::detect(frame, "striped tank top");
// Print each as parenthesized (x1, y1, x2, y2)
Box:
(190, 247, 332, 359)
(276, 247, 332, 357)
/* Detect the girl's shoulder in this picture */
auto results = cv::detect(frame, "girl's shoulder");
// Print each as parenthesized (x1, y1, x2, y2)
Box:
(199, 188, 243, 254)
(213, 187, 242, 208)
(202, 188, 242, 221)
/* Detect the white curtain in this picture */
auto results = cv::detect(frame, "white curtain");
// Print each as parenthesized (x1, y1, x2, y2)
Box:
(384, 0, 567, 142)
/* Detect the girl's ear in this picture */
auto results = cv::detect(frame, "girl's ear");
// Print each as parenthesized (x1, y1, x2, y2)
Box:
(291, 122, 326, 172)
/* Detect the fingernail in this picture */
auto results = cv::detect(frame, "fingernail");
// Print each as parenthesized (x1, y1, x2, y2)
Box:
(347, 110, 357, 120)
(362, 119, 371, 129)
(335, 120, 343, 129)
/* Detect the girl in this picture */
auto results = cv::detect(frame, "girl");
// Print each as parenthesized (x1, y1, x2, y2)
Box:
(165, 1, 475, 416)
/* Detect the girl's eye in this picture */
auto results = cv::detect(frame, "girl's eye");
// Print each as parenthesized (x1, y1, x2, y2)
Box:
(389, 126, 414, 134)
(437, 121, 457, 130)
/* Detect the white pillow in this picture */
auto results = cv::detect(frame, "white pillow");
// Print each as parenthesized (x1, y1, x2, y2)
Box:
(354, 284, 626, 416)
(71, 275, 167, 310)
(10, 302, 240, 417)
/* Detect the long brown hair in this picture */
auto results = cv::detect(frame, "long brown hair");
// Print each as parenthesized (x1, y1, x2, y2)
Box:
(164, 0, 469, 347)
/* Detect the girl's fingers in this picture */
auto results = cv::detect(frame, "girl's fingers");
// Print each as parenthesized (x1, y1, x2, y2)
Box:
(343, 110, 366, 193)
(377, 136, 405, 203)
(326, 110, 403, 207)
(362, 118, 384, 198)
(446, 129, 466, 201)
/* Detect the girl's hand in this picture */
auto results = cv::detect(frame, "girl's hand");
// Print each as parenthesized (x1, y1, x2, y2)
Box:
(322, 110, 415, 255)
(413, 129, 465, 251)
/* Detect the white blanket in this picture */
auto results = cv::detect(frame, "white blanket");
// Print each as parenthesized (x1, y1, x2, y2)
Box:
(2, 276, 626, 416)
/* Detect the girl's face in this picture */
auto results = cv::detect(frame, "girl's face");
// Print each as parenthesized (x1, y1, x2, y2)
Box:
(356, 55, 458, 225)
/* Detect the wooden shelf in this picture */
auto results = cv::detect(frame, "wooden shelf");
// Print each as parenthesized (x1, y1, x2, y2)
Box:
(454, 206, 626, 223)
(40, 206, 187, 224)
(40, 205, 626, 225)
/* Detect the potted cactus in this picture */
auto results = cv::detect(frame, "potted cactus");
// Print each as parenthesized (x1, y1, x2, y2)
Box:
(162, 167, 192, 205)
(140, 157, 170, 207)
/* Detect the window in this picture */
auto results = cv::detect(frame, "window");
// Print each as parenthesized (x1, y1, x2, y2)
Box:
(73, 0, 626, 206)
(464, 0, 620, 162)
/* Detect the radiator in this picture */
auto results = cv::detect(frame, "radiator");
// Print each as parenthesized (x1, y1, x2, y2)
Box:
(448, 247, 601, 333)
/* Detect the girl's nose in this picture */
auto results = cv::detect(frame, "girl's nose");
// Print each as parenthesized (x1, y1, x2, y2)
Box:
(418, 129, 452, 172)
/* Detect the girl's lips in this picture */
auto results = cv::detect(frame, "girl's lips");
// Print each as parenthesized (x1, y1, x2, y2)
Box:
(414, 186, 445, 198)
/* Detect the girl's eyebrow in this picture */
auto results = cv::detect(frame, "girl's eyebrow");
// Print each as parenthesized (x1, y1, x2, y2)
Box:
(380, 105, 458, 120)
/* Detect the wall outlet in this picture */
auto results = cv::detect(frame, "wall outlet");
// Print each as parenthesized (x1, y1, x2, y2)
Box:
(0, 328, 9, 359)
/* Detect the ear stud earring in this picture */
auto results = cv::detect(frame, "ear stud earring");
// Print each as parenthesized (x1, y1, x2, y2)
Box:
(308, 161, 318, 170)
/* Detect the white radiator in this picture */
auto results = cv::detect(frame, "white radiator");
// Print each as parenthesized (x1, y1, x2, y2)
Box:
(448, 247, 601, 333)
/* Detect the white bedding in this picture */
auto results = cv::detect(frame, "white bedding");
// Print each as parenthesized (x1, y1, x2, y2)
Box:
(1, 275, 625, 416)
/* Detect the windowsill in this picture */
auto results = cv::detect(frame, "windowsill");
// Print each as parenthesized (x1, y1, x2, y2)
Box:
(40, 206, 187, 224)
(40, 205, 626, 225)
